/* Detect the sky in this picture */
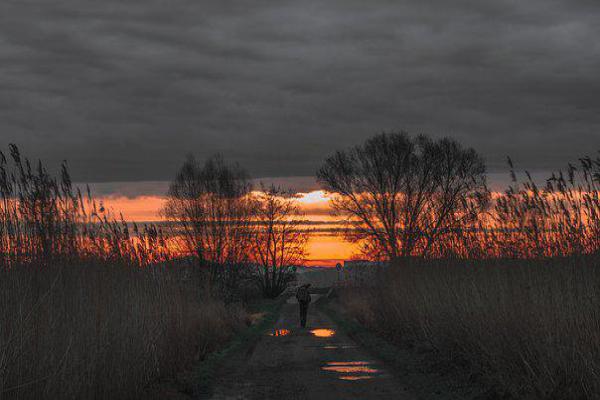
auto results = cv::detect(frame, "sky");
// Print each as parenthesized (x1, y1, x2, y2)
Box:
(0, 0, 599, 189)
(1, 0, 599, 263)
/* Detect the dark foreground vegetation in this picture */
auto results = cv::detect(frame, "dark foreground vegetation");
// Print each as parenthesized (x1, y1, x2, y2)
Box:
(0, 262, 246, 399)
(341, 255, 600, 399)
(0, 146, 256, 399)
(321, 133, 600, 399)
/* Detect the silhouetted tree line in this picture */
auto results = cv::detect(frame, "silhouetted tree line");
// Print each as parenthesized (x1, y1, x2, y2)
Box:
(318, 132, 600, 260)
(162, 155, 307, 298)
(3, 131, 599, 295)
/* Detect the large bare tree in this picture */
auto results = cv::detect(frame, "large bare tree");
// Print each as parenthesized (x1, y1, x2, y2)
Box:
(317, 132, 489, 260)
(251, 185, 308, 298)
(162, 154, 255, 280)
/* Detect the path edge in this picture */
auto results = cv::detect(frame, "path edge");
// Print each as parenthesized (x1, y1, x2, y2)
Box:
(191, 297, 288, 399)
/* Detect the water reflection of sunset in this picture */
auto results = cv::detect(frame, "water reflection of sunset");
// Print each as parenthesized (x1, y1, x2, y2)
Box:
(310, 328, 336, 338)
(321, 361, 381, 380)
(99, 191, 357, 266)
(269, 329, 291, 337)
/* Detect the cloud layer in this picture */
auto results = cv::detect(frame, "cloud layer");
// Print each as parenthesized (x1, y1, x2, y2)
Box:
(1, 0, 599, 182)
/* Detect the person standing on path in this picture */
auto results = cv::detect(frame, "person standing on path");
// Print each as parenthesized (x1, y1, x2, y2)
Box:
(295, 283, 312, 328)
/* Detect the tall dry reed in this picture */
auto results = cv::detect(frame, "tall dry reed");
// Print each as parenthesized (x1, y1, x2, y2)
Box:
(0, 146, 247, 399)
(389, 154, 600, 260)
(0, 262, 245, 399)
(0, 144, 169, 267)
(343, 256, 600, 398)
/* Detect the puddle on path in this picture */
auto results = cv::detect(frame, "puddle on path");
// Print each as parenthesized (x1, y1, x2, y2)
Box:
(327, 361, 376, 366)
(321, 361, 381, 381)
(338, 375, 374, 381)
(310, 328, 336, 338)
(269, 329, 291, 337)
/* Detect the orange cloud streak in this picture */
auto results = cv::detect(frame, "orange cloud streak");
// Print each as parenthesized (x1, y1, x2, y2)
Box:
(99, 195, 167, 222)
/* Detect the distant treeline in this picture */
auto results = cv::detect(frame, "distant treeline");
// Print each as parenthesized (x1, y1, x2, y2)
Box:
(2, 135, 600, 270)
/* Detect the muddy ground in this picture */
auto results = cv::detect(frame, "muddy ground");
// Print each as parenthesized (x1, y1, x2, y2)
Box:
(208, 294, 415, 399)
(206, 269, 490, 400)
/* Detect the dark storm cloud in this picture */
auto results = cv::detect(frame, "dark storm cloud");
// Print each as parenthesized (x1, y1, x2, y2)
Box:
(0, 0, 599, 184)
(84, 177, 319, 199)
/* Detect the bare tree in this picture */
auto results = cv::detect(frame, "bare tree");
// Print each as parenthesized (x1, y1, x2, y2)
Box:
(317, 132, 489, 261)
(162, 154, 255, 281)
(251, 185, 308, 298)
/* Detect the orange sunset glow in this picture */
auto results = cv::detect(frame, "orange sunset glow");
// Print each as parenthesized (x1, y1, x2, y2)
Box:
(100, 190, 358, 265)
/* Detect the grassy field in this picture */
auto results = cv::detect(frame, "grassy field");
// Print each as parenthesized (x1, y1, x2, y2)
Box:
(0, 261, 248, 399)
(340, 255, 600, 399)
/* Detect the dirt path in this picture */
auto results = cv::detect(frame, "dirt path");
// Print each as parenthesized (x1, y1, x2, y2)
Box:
(208, 295, 414, 400)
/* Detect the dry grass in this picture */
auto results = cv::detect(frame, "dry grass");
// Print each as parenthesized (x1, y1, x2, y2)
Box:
(0, 145, 249, 399)
(0, 261, 246, 399)
(335, 149, 600, 399)
(342, 255, 600, 399)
